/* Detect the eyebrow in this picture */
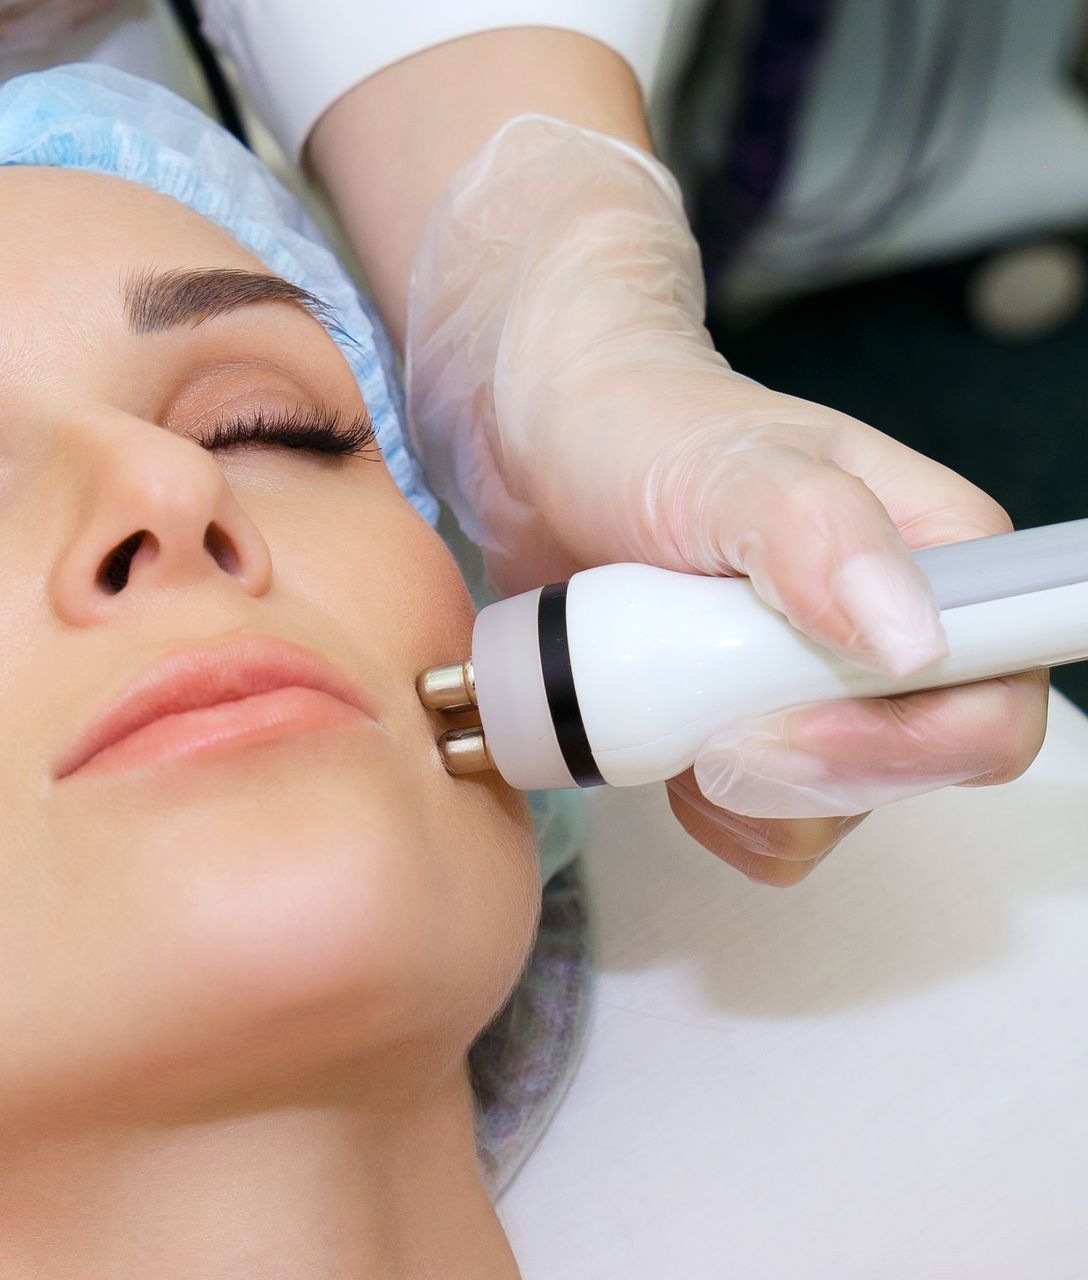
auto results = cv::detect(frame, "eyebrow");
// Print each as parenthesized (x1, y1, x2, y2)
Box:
(122, 267, 337, 335)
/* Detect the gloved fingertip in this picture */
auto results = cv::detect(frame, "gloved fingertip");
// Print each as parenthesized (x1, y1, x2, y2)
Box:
(866, 630, 950, 679)
(832, 551, 948, 676)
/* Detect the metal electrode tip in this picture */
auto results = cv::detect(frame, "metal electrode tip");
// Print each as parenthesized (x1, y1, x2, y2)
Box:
(438, 726, 494, 775)
(416, 658, 477, 711)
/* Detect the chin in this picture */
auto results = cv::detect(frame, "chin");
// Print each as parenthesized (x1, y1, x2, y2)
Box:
(83, 787, 539, 1120)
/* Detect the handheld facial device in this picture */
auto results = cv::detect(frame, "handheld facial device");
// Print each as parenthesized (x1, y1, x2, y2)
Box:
(417, 519, 1088, 791)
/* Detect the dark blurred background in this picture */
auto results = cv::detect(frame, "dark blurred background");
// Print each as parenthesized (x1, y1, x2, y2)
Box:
(657, 0, 1088, 708)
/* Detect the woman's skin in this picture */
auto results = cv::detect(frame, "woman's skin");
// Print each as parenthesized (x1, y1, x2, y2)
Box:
(0, 165, 538, 1279)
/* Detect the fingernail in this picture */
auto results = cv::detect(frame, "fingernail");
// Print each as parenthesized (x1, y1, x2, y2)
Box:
(833, 551, 948, 677)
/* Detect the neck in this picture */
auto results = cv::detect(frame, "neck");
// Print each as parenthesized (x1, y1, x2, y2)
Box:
(0, 1063, 520, 1280)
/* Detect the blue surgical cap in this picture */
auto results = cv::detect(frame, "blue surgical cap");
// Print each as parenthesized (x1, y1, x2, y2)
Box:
(0, 61, 438, 526)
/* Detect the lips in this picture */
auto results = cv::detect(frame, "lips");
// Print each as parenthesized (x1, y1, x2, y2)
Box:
(54, 634, 373, 781)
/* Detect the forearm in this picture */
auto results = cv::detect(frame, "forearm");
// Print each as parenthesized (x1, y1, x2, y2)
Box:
(305, 27, 654, 349)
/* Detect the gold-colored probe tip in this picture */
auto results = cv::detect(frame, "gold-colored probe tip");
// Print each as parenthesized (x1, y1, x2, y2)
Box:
(438, 726, 493, 775)
(417, 659, 476, 711)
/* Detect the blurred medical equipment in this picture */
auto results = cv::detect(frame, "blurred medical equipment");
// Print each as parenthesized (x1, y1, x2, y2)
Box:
(661, 0, 1088, 335)
(418, 518, 1088, 793)
(163, 0, 247, 144)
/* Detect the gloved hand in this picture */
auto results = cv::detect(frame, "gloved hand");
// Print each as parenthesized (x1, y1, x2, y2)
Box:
(405, 115, 1049, 885)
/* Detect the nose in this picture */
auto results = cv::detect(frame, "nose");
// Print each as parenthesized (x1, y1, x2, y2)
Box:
(49, 409, 274, 625)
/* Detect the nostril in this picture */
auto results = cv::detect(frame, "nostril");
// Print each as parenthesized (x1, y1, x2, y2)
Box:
(97, 530, 151, 594)
(204, 522, 239, 574)
(94, 525, 241, 594)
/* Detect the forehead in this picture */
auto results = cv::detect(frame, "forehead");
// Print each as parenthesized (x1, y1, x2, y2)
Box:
(0, 167, 277, 369)
(0, 166, 342, 414)
(0, 167, 262, 286)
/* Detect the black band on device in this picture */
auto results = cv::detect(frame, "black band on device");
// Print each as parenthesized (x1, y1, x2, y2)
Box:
(537, 583, 606, 788)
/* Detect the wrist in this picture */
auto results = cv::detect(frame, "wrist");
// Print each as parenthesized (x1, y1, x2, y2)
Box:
(305, 27, 655, 345)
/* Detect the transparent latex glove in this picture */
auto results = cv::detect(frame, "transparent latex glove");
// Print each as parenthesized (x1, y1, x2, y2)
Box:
(406, 115, 1050, 884)
(0, 0, 123, 52)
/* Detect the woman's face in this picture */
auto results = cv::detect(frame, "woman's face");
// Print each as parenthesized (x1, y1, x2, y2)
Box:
(0, 167, 539, 1130)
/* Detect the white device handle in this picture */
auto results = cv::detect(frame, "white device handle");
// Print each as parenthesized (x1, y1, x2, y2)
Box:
(468, 519, 1088, 790)
(576, 568, 1088, 788)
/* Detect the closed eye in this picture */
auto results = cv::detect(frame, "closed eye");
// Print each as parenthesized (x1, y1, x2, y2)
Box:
(195, 404, 378, 458)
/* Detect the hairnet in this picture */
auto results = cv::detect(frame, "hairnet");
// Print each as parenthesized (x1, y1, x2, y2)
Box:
(0, 61, 438, 525)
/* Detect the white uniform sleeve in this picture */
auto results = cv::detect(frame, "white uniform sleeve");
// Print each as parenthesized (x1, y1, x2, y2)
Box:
(200, 0, 673, 162)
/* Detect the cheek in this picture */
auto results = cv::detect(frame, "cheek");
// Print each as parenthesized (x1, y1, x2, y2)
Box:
(268, 480, 477, 674)
(339, 507, 541, 1021)
(232, 499, 540, 1044)
(280, 489, 485, 790)
(376, 514, 478, 662)
(434, 780, 543, 1023)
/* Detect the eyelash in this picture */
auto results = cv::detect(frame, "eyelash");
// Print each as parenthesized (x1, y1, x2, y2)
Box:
(195, 405, 377, 459)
